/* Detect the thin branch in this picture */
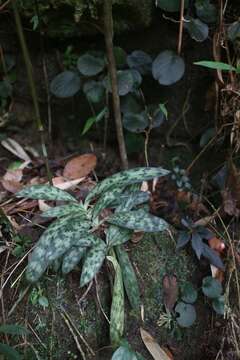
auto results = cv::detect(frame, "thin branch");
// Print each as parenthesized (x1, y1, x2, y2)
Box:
(177, 0, 185, 55)
(103, 0, 128, 169)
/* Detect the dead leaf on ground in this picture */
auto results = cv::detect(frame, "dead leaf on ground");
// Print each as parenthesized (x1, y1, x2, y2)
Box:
(1, 179, 23, 193)
(140, 327, 174, 360)
(38, 200, 51, 212)
(52, 176, 85, 190)
(3, 169, 23, 182)
(162, 274, 178, 311)
(63, 153, 97, 180)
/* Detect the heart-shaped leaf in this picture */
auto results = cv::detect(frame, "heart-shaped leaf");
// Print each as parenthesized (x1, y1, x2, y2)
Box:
(184, 16, 209, 42)
(202, 276, 222, 298)
(77, 53, 105, 76)
(127, 50, 152, 75)
(83, 80, 105, 103)
(156, 0, 189, 12)
(50, 71, 81, 98)
(120, 93, 143, 114)
(175, 302, 196, 327)
(123, 112, 148, 133)
(148, 105, 166, 128)
(195, 0, 217, 23)
(181, 282, 198, 304)
(152, 50, 185, 85)
(104, 70, 135, 96)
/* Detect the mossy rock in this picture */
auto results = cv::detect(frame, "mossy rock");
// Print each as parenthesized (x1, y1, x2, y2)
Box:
(18, 0, 154, 38)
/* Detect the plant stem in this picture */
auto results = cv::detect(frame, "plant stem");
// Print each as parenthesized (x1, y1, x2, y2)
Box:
(177, 0, 185, 55)
(12, 0, 52, 183)
(103, 0, 128, 169)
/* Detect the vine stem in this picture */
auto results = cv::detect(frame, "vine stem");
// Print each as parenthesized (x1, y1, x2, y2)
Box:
(12, 0, 52, 183)
(177, 0, 185, 55)
(103, 0, 128, 169)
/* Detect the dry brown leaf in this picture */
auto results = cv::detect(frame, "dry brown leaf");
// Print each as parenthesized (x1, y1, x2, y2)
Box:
(3, 169, 23, 182)
(140, 328, 173, 360)
(162, 274, 178, 311)
(1, 138, 31, 162)
(1, 179, 22, 193)
(63, 153, 97, 180)
(52, 176, 85, 190)
(38, 200, 51, 212)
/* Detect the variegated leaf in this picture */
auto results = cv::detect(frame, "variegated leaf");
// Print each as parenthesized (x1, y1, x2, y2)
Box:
(80, 240, 107, 286)
(41, 203, 86, 218)
(62, 246, 87, 274)
(16, 184, 76, 202)
(86, 167, 169, 202)
(92, 187, 123, 219)
(107, 209, 169, 232)
(26, 214, 92, 282)
(117, 191, 150, 212)
(106, 225, 132, 247)
(108, 256, 124, 347)
(115, 245, 141, 310)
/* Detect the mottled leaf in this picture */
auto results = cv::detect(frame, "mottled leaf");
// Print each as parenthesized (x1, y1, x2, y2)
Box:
(41, 203, 86, 218)
(62, 246, 87, 274)
(108, 256, 124, 347)
(16, 184, 77, 202)
(115, 246, 140, 310)
(117, 191, 150, 212)
(106, 225, 132, 247)
(92, 187, 123, 219)
(80, 240, 107, 286)
(107, 209, 169, 232)
(86, 167, 170, 202)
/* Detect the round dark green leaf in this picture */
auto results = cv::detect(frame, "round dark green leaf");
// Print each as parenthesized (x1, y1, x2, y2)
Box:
(212, 295, 225, 315)
(104, 70, 135, 96)
(83, 80, 105, 103)
(127, 50, 152, 75)
(184, 16, 209, 42)
(156, 0, 189, 12)
(195, 0, 217, 23)
(175, 302, 196, 327)
(202, 276, 223, 299)
(228, 21, 240, 42)
(77, 53, 105, 76)
(181, 282, 198, 304)
(123, 111, 148, 133)
(129, 69, 142, 88)
(120, 93, 143, 114)
(114, 47, 127, 68)
(112, 345, 138, 360)
(152, 50, 185, 85)
(148, 105, 166, 128)
(50, 71, 81, 98)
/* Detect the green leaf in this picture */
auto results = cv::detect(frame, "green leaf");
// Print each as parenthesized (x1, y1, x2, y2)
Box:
(123, 112, 148, 133)
(62, 246, 87, 274)
(104, 70, 135, 96)
(159, 103, 168, 119)
(41, 203, 85, 218)
(80, 240, 107, 286)
(77, 53, 105, 76)
(82, 107, 107, 135)
(117, 191, 150, 212)
(0, 343, 21, 360)
(156, 0, 189, 12)
(92, 187, 123, 219)
(107, 209, 169, 232)
(0, 324, 28, 336)
(120, 93, 143, 115)
(175, 302, 196, 327)
(115, 245, 141, 310)
(194, 61, 236, 71)
(212, 295, 225, 315)
(86, 167, 170, 202)
(50, 71, 81, 98)
(16, 185, 77, 202)
(38, 296, 49, 308)
(181, 282, 198, 304)
(26, 214, 92, 282)
(228, 21, 240, 42)
(129, 69, 142, 88)
(106, 225, 132, 247)
(83, 80, 105, 103)
(148, 105, 166, 128)
(152, 50, 185, 85)
(112, 345, 139, 360)
(176, 231, 190, 249)
(184, 16, 209, 42)
(202, 276, 223, 298)
(127, 50, 152, 75)
(108, 256, 124, 347)
(114, 47, 127, 68)
(195, 0, 217, 23)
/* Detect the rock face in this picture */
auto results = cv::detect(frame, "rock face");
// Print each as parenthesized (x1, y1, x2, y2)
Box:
(18, 0, 154, 37)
